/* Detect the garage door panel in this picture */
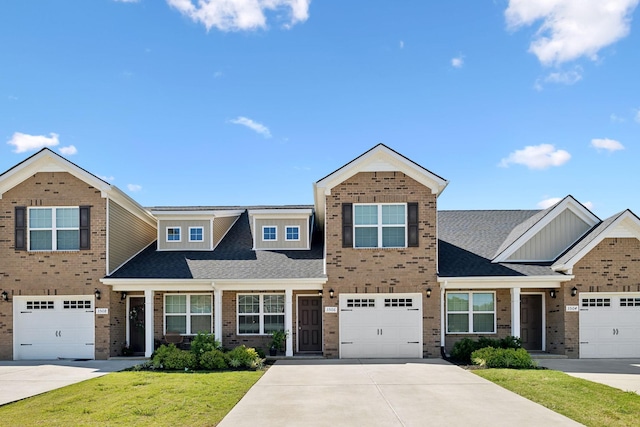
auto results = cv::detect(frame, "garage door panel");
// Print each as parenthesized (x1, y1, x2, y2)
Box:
(14, 296, 95, 360)
(339, 293, 422, 359)
(579, 293, 640, 358)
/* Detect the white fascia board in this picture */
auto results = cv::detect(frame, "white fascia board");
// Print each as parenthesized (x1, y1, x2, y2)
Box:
(213, 278, 327, 291)
(248, 209, 313, 218)
(152, 210, 244, 218)
(493, 196, 600, 263)
(437, 275, 573, 289)
(0, 150, 112, 199)
(102, 278, 327, 292)
(101, 279, 215, 291)
(553, 210, 640, 273)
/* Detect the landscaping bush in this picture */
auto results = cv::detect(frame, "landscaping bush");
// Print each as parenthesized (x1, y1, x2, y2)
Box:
(190, 332, 222, 364)
(152, 344, 197, 370)
(225, 345, 263, 370)
(471, 347, 535, 369)
(199, 349, 228, 370)
(450, 336, 523, 364)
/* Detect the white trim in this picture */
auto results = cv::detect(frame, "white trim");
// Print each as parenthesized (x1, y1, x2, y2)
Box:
(188, 226, 204, 242)
(493, 196, 599, 263)
(214, 288, 223, 342)
(166, 226, 181, 242)
(151, 209, 244, 218)
(101, 277, 327, 290)
(248, 208, 313, 217)
(446, 291, 497, 334)
(285, 225, 301, 241)
(163, 293, 213, 335)
(236, 293, 285, 336)
(438, 275, 571, 288)
(262, 225, 277, 241)
(144, 290, 154, 358)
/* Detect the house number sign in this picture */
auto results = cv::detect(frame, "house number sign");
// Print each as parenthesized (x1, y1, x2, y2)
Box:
(565, 305, 579, 312)
(325, 307, 338, 313)
(96, 308, 109, 315)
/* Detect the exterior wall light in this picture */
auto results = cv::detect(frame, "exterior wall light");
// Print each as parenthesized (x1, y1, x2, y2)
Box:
(426, 288, 432, 298)
(95, 289, 101, 300)
(121, 292, 127, 300)
(571, 287, 578, 297)
(329, 289, 335, 299)
(1, 291, 8, 302)
(550, 289, 557, 299)
(318, 290, 323, 297)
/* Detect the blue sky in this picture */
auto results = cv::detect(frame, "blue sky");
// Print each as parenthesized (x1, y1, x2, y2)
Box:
(1, 1, 639, 219)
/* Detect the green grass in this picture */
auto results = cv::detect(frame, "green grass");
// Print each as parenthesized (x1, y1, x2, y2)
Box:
(474, 369, 640, 427)
(0, 370, 263, 427)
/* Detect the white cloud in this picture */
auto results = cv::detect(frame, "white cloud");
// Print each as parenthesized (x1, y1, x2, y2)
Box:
(505, 0, 639, 66)
(59, 145, 78, 156)
(399, 40, 404, 49)
(99, 175, 115, 182)
(545, 67, 583, 84)
(213, 71, 223, 78)
(166, 0, 310, 32)
(537, 197, 562, 209)
(7, 132, 59, 153)
(229, 116, 272, 138)
(114, 0, 140, 3)
(610, 113, 625, 123)
(451, 55, 464, 68)
(127, 184, 142, 192)
(635, 109, 640, 123)
(583, 201, 594, 210)
(499, 144, 571, 169)
(591, 138, 625, 152)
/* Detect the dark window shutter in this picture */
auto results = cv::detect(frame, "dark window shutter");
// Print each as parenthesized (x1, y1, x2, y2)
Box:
(342, 203, 353, 248)
(15, 206, 26, 250)
(408, 202, 419, 247)
(79, 206, 91, 250)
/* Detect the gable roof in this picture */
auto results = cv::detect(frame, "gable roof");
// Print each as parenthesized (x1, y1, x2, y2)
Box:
(492, 195, 599, 263)
(0, 148, 155, 227)
(552, 209, 640, 273)
(108, 211, 325, 280)
(313, 144, 448, 226)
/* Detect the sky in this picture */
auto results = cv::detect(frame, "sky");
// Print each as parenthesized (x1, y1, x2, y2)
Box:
(1, 0, 639, 219)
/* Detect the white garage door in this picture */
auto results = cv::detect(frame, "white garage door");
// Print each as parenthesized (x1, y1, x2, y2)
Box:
(13, 296, 95, 360)
(579, 293, 640, 358)
(339, 293, 422, 358)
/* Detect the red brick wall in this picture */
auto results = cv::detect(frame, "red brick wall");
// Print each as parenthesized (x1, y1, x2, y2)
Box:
(323, 172, 440, 357)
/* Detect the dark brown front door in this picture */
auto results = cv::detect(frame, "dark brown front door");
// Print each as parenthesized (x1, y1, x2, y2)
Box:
(298, 296, 322, 352)
(520, 294, 542, 351)
(129, 297, 146, 355)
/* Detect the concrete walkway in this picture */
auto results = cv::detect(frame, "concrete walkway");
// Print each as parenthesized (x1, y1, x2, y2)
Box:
(0, 359, 143, 406)
(219, 359, 582, 427)
(533, 358, 640, 394)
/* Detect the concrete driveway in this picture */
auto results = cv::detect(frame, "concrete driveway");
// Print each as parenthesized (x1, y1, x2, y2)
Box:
(0, 359, 143, 406)
(219, 359, 582, 427)
(533, 358, 640, 394)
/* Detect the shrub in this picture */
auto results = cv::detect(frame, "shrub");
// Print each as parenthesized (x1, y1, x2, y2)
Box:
(450, 336, 523, 364)
(152, 344, 197, 371)
(225, 345, 263, 370)
(190, 333, 222, 364)
(199, 349, 228, 370)
(471, 347, 536, 369)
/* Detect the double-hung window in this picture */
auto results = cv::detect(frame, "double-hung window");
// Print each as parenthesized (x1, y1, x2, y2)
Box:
(29, 207, 80, 251)
(237, 294, 284, 334)
(167, 227, 181, 242)
(446, 292, 496, 333)
(262, 226, 277, 241)
(189, 227, 203, 242)
(354, 204, 406, 248)
(285, 226, 299, 241)
(164, 294, 212, 335)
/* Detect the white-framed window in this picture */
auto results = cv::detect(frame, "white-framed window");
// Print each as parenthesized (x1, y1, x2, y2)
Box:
(237, 294, 284, 335)
(354, 203, 406, 248)
(285, 226, 300, 241)
(446, 292, 496, 334)
(164, 294, 212, 335)
(28, 207, 79, 251)
(167, 227, 181, 242)
(189, 227, 204, 242)
(262, 226, 277, 241)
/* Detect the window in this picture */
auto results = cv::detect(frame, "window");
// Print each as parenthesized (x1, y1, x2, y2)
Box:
(164, 294, 212, 335)
(353, 204, 406, 248)
(28, 207, 80, 251)
(285, 226, 300, 241)
(237, 294, 284, 334)
(189, 227, 204, 242)
(167, 227, 181, 242)
(447, 292, 495, 333)
(262, 226, 277, 241)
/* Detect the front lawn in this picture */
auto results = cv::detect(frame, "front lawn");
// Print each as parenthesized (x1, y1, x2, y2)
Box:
(474, 369, 640, 427)
(0, 370, 263, 426)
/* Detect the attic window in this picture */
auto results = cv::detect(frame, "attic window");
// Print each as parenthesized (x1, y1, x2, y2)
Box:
(262, 226, 277, 241)
(167, 227, 181, 242)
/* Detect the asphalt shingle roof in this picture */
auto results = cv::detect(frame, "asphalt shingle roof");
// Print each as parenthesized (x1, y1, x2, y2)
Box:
(109, 211, 325, 280)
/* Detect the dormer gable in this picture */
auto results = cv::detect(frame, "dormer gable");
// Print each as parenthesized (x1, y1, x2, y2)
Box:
(552, 209, 640, 274)
(313, 144, 448, 227)
(248, 207, 314, 250)
(493, 195, 600, 263)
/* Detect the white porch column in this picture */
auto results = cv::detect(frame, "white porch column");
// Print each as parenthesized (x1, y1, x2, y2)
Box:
(285, 288, 293, 357)
(144, 289, 155, 358)
(214, 288, 223, 343)
(440, 283, 446, 347)
(511, 287, 521, 338)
